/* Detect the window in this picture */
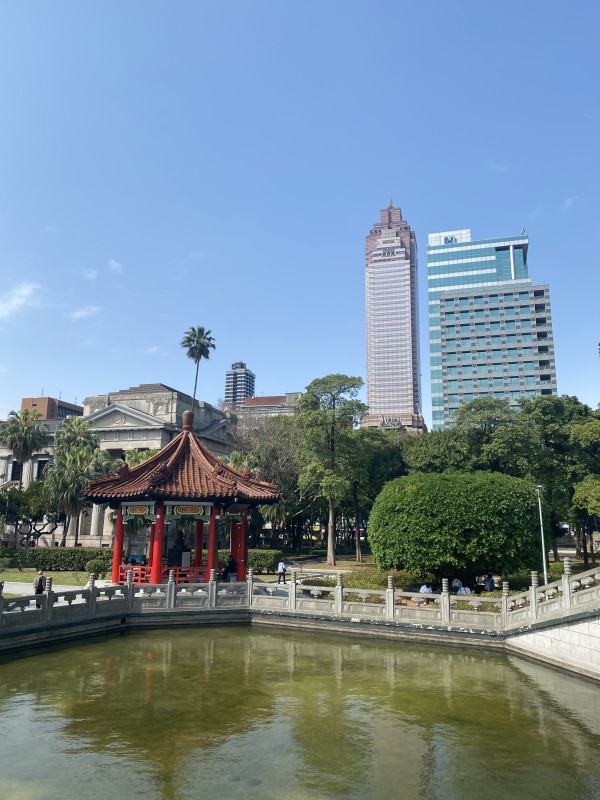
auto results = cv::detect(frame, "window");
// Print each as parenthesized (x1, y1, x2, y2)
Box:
(534, 304, 546, 313)
(477, 378, 488, 387)
(492, 363, 503, 373)
(476, 351, 487, 361)
(539, 359, 550, 368)
(445, 325, 456, 334)
(504, 306, 515, 316)
(491, 349, 502, 358)
(519, 305, 530, 314)
(474, 296, 484, 305)
(445, 312, 456, 320)
(11, 461, 23, 482)
(506, 334, 517, 343)
(463, 393, 474, 402)
(446, 338, 456, 347)
(522, 347, 533, 356)
(462, 379, 473, 388)
(505, 321, 516, 330)
(447, 380, 458, 388)
(476, 336, 487, 346)
(493, 377, 504, 387)
(519, 291, 530, 301)
(36, 460, 49, 480)
(447, 353, 457, 361)
(510, 391, 521, 400)
(537, 332, 548, 340)
(520, 320, 532, 329)
(461, 365, 473, 375)
(536, 317, 547, 325)
(537, 345, 549, 353)
(523, 361, 534, 370)
(490, 322, 501, 331)
(521, 333, 532, 342)
(477, 364, 488, 374)
(506, 348, 517, 357)
(503, 293, 514, 301)
(448, 394, 459, 403)
(541, 389, 552, 395)
(460, 324, 470, 333)
(534, 289, 544, 298)
(460, 310, 470, 319)
(474, 322, 485, 332)
(489, 308, 500, 317)
(494, 391, 505, 398)
(509, 376, 520, 385)
(524, 375, 536, 385)
(474, 309, 484, 318)
(459, 297, 470, 306)
(490, 336, 501, 344)
(488, 294, 499, 303)
(507, 362, 519, 371)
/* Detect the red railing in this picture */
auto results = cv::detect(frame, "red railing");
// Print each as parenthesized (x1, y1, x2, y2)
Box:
(117, 565, 208, 585)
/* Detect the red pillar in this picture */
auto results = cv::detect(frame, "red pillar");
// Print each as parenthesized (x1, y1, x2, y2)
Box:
(238, 511, 248, 581)
(150, 502, 165, 584)
(111, 504, 125, 583)
(230, 520, 240, 569)
(193, 520, 204, 567)
(148, 523, 156, 567)
(207, 506, 218, 575)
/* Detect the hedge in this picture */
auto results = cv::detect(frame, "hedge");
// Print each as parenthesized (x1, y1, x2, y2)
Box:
(0, 546, 114, 572)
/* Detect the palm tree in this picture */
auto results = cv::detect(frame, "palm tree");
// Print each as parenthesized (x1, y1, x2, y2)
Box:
(54, 416, 99, 451)
(0, 409, 48, 489)
(180, 326, 216, 404)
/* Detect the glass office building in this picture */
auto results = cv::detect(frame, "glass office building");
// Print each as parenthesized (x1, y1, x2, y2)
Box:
(427, 229, 557, 431)
(224, 362, 256, 407)
(363, 202, 425, 433)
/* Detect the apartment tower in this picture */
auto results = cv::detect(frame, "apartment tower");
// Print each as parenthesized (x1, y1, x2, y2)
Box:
(224, 362, 256, 407)
(427, 229, 557, 430)
(363, 201, 425, 433)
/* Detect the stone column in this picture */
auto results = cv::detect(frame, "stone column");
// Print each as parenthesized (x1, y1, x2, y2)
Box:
(561, 557, 573, 611)
(289, 570, 297, 611)
(529, 571, 539, 621)
(247, 568, 254, 607)
(90, 504, 103, 541)
(334, 573, 343, 614)
(441, 578, 450, 625)
(501, 581, 510, 627)
(385, 575, 395, 620)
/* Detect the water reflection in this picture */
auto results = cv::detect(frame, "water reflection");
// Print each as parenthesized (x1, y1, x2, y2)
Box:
(0, 629, 598, 800)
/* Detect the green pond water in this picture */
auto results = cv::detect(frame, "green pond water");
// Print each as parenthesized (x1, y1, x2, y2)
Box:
(0, 627, 599, 800)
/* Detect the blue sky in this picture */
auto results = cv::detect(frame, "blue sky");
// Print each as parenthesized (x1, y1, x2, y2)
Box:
(0, 1, 598, 426)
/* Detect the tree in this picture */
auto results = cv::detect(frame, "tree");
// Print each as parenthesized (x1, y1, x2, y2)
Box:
(0, 409, 48, 489)
(54, 415, 100, 451)
(125, 449, 160, 468)
(296, 375, 367, 566)
(45, 446, 118, 546)
(180, 326, 216, 404)
(368, 471, 541, 579)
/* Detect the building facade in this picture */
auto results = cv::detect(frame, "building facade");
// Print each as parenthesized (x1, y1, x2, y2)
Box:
(224, 362, 256, 407)
(363, 201, 425, 433)
(427, 229, 557, 430)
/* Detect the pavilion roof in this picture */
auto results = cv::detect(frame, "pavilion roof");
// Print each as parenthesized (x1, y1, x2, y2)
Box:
(84, 411, 279, 506)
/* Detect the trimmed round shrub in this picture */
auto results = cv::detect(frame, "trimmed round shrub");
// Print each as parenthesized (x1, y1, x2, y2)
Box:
(369, 471, 540, 579)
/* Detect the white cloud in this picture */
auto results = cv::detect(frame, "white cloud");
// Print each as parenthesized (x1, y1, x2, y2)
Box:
(84, 268, 98, 281)
(70, 306, 100, 320)
(0, 282, 42, 319)
(144, 345, 160, 354)
(108, 259, 124, 273)
(490, 161, 509, 173)
(561, 195, 578, 210)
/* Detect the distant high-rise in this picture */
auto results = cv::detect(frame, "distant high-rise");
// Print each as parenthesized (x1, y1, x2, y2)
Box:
(224, 362, 256, 407)
(363, 201, 425, 433)
(427, 229, 557, 430)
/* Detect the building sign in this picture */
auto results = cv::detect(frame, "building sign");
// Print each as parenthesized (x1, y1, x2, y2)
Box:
(165, 502, 213, 520)
(121, 502, 156, 522)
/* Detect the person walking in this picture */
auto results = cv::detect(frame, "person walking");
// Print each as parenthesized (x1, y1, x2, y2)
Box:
(33, 570, 46, 608)
(277, 560, 287, 585)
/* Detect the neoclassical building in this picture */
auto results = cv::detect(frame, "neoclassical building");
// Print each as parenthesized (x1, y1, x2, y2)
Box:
(0, 383, 237, 548)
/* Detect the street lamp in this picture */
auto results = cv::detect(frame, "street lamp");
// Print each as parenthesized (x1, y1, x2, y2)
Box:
(535, 485, 549, 585)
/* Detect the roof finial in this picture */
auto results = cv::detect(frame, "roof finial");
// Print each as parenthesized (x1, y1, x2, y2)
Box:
(183, 410, 194, 431)
(389, 197, 394, 208)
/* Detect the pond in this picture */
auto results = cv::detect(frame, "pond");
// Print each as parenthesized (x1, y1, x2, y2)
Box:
(0, 628, 599, 800)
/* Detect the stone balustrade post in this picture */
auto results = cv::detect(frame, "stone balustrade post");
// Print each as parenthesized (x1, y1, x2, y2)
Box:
(561, 556, 573, 611)
(209, 569, 217, 608)
(88, 573, 97, 618)
(529, 571, 538, 621)
(334, 573, 343, 615)
(167, 570, 176, 609)
(247, 568, 254, 607)
(441, 578, 450, 625)
(126, 569, 134, 612)
(289, 570, 297, 611)
(385, 575, 395, 620)
(44, 577, 54, 624)
(501, 581, 510, 627)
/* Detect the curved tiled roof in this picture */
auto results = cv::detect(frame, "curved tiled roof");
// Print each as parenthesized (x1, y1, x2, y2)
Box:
(84, 411, 279, 505)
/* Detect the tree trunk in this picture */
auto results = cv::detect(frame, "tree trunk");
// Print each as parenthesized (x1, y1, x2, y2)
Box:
(352, 482, 362, 563)
(60, 515, 70, 547)
(581, 526, 589, 566)
(73, 511, 81, 547)
(326, 495, 336, 566)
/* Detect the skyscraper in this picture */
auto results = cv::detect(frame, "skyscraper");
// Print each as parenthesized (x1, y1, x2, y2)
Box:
(363, 201, 425, 433)
(427, 229, 557, 430)
(224, 362, 256, 407)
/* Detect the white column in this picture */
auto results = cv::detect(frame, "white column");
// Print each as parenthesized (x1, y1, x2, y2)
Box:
(90, 504, 103, 540)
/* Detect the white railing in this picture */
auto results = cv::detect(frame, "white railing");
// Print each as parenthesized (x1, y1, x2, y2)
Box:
(1, 560, 599, 637)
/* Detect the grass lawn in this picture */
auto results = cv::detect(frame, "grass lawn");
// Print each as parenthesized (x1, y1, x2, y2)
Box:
(0, 568, 90, 586)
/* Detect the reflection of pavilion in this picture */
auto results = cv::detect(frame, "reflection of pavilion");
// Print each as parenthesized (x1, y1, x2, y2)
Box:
(84, 410, 279, 584)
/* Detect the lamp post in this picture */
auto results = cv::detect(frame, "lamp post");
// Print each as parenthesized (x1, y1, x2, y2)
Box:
(535, 485, 549, 585)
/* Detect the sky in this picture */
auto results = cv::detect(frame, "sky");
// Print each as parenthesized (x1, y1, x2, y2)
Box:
(0, 1, 599, 426)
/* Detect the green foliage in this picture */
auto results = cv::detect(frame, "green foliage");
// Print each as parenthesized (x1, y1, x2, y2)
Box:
(572, 475, 600, 518)
(247, 549, 283, 573)
(85, 556, 112, 579)
(369, 471, 541, 578)
(23, 547, 113, 571)
(124, 449, 160, 468)
(0, 409, 48, 487)
(180, 325, 215, 403)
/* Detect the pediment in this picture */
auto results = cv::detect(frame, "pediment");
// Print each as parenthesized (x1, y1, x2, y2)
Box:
(85, 403, 171, 431)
